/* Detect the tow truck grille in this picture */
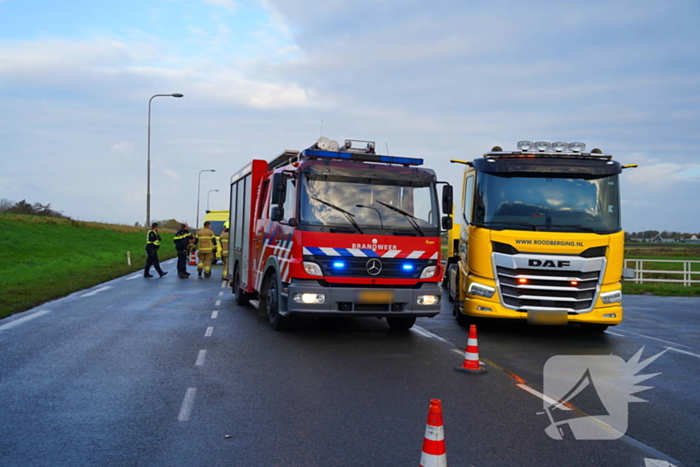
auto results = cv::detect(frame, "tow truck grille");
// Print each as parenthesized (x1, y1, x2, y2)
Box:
(492, 245, 606, 313)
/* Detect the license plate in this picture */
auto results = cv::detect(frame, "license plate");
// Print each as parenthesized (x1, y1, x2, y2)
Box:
(355, 290, 394, 304)
(527, 309, 568, 325)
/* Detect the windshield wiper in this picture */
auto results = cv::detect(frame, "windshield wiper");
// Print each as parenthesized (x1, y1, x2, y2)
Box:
(376, 200, 424, 236)
(471, 221, 540, 231)
(310, 196, 364, 234)
(544, 224, 597, 233)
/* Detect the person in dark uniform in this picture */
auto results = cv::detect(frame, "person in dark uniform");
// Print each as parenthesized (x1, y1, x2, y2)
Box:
(144, 222, 168, 278)
(174, 223, 194, 278)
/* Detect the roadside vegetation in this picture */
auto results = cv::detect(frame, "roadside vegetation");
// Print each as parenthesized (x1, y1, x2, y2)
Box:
(622, 243, 700, 296)
(0, 213, 176, 320)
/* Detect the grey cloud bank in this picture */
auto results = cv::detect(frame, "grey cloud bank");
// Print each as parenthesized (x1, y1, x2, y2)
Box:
(0, 0, 698, 232)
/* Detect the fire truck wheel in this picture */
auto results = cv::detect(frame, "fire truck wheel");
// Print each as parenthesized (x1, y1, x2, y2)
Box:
(233, 267, 248, 306)
(386, 316, 416, 331)
(264, 272, 290, 331)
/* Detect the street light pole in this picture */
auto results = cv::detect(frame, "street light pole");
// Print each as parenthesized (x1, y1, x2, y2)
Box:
(147, 92, 184, 227)
(207, 189, 219, 211)
(196, 169, 216, 230)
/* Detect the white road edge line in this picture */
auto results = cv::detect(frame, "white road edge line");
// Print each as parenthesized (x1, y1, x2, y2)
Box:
(177, 388, 197, 422)
(617, 330, 692, 348)
(81, 286, 113, 297)
(0, 309, 51, 331)
(517, 383, 572, 411)
(665, 347, 700, 358)
(195, 350, 207, 366)
(606, 331, 625, 337)
(413, 325, 451, 344)
(205, 326, 214, 337)
(125, 274, 141, 281)
(211, 310, 218, 319)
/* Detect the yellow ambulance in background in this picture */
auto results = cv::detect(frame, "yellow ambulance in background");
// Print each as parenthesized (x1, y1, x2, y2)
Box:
(203, 210, 229, 264)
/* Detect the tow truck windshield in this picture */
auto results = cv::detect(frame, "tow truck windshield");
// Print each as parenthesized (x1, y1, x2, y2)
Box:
(473, 172, 621, 233)
(300, 173, 439, 235)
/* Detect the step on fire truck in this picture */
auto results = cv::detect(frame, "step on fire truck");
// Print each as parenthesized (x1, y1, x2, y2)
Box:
(449, 141, 637, 332)
(227, 137, 454, 330)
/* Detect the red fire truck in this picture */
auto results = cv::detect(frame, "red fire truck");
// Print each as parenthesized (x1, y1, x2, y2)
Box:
(227, 137, 454, 330)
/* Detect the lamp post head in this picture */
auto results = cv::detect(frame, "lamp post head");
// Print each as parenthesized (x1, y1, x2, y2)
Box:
(172, 93, 184, 98)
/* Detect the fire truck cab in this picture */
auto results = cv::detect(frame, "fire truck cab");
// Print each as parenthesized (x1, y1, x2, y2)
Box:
(228, 137, 453, 330)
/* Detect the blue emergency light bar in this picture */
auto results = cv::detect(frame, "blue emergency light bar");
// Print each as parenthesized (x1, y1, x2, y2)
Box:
(301, 149, 423, 166)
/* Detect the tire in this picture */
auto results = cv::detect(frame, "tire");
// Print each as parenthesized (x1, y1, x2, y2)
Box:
(233, 267, 249, 306)
(264, 272, 290, 331)
(580, 323, 608, 332)
(455, 299, 470, 327)
(386, 316, 416, 331)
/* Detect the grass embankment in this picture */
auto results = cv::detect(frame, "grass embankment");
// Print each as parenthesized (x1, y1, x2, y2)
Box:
(0, 214, 176, 320)
(623, 243, 700, 296)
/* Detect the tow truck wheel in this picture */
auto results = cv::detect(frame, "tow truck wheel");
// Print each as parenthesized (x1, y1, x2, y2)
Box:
(264, 272, 290, 331)
(233, 267, 248, 306)
(455, 301, 471, 327)
(386, 316, 416, 331)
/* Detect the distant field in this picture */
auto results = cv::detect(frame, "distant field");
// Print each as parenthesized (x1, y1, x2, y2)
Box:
(623, 243, 700, 296)
(0, 214, 176, 319)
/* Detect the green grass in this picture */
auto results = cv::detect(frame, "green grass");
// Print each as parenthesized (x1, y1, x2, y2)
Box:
(0, 214, 176, 319)
(622, 243, 700, 296)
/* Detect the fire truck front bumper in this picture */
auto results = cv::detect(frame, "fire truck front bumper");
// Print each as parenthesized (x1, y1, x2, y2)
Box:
(284, 280, 442, 318)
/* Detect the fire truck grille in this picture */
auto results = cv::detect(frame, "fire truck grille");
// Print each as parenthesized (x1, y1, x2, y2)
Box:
(496, 266, 602, 312)
(306, 256, 435, 280)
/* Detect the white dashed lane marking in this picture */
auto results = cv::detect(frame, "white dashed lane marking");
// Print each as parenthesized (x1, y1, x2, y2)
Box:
(177, 388, 197, 422)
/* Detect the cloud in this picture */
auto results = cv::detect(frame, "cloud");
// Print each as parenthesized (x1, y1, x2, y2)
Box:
(203, 0, 239, 12)
(110, 142, 134, 155)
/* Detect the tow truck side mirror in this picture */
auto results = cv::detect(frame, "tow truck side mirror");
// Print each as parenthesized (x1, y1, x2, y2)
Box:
(442, 184, 453, 215)
(271, 172, 286, 205)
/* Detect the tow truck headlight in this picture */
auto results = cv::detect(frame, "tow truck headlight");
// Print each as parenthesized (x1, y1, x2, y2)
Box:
(570, 142, 586, 153)
(468, 282, 495, 298)
(420, 266, 437, 279)
(517, 140, 535, 151)
(417, 295, 440, 306)
(293, 293, 326, 304)
(303, 261, 323, 276)
(535, 141, 552, 152)
(552, 142, 569, 152)
(601, 290, 622, 304)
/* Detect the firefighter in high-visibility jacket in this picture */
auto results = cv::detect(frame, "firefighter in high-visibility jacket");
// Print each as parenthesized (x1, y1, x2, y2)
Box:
(194, 221, 217, 278)
(220, 222, 230, 281)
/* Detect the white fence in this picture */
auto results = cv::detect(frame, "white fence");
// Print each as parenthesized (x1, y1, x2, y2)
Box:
(624, 259, 700, 286)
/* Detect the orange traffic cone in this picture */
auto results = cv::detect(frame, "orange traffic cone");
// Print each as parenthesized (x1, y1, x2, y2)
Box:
(188, 250, 197, 266)
(420, 399, 447, 467)
(454, 324, 487, 374)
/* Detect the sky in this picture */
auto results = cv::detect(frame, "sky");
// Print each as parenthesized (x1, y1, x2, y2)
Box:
(1, 0, 699, 234)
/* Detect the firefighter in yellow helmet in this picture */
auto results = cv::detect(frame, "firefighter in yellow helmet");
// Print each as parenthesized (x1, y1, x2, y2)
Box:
(220, 221, 230, 281)
(194, 221, 217, 278)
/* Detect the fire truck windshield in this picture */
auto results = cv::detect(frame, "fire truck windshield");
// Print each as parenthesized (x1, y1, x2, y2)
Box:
(300, 173, 439, 234)
(473, 172, 621, 233)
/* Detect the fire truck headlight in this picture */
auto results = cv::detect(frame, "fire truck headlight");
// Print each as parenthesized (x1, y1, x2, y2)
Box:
(601, 290, 622, 304)
(417, 295, 440, 306)
(468, 282, 495, 298)
(293, 293, 326, 304)
(303, 261, 323, 276)
(420, 266, 437, 279)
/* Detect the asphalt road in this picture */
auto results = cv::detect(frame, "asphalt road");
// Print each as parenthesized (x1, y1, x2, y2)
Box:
(0, 261, 698, 467)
